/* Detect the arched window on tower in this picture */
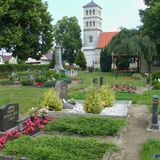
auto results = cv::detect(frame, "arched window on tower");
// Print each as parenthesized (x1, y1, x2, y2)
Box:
(90, 21, 92, 26)
(89, 10, 92, 15)
(86, 10, 88, 15)
(86, 21, 88, 27)
(93, 9, 95, 15)
(93, 21, 95, 26)
(89, 36, 93, 43)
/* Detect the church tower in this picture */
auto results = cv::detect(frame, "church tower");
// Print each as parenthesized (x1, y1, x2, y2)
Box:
(83, 0, 102, 67)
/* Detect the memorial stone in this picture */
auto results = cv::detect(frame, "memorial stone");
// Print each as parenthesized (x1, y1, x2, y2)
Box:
(0, 104, 19, 132)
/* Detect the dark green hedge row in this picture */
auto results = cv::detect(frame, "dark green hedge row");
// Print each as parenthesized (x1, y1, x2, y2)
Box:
(0, 64, 49, 73)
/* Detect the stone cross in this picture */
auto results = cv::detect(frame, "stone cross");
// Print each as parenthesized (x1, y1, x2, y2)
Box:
(54, 45, 64, 73)
(151, 95, 159, 130)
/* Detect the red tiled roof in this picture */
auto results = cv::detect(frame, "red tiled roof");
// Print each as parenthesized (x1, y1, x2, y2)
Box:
(96, 32, 118, 49)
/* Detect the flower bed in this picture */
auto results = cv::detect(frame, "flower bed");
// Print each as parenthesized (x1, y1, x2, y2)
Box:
(112, 84, 136, 93)
(0, 116, 54, 150)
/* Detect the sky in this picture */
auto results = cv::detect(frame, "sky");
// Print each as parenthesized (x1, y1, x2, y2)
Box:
(44, 0, 147, 32)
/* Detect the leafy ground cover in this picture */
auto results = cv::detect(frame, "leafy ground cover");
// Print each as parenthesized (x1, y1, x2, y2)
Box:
(2, 135, 117, 160)
(140, 139, 160, 160)
(44, 116, 126, 136)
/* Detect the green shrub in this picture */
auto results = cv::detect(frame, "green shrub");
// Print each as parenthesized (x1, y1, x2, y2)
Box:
(0, 79, 14, 85)
(84, 87, 103, 114)
(61, 77, 72, 84)
(132, 73, 143, 80)
(99, 85, 115, 107)
(44, 80, 57, 88)
(152, 71, 160, 80)
(3, 135, 116, 160)
(45, 70, 59, 79)
(100, 48, 112, 72)
(21, 77, 34, 86)
(152, 80, 159, 85)
(88, 66, 94, 72)
(42, 89, 63, 111)
(75, 50, 87, 70)
(0, 64, 49, 73)
(35, 75, 47, 83)
(153, 82, 160, 90)
(45, 116, 127, 136)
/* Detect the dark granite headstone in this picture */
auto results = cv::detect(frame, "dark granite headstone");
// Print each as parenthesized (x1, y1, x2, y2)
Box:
(100, 77, 104, 87)
(151, 95, 159, 129)
(92, 78, 98, 85)
(0, 104, 19, 132)
(55, 81, 68, 100)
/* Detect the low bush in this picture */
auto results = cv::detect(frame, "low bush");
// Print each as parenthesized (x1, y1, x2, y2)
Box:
(99, 85, 115, 107)
(3, 135, 117, 160)
(44, 116, 126, 136)
(44, 80, 57, 88)
(132, 73, 143, 80)
(0, 80, 13, 85)
(21, 78, 34, 86)
(152, 71, 160, 80)
(60, 77, 72, 84)
(42, 89, 63, 111)
(0, 64, 49, 73)
(88, 66, 94, 72)
(84, 87, 103, 114)
(153, 82, 160, 90)
(35, 75, 47, 83)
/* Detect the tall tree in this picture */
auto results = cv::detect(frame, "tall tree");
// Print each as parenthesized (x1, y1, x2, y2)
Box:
(0, 0, 54, 61)
(54, 16, 82, 65)
(100, 48, 112, 72)
(75, 50, 86, 70)
(139, 0, 160, 54)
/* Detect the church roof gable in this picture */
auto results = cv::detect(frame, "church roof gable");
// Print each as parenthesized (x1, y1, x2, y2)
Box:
(96, 32, 118, 49)
(83, 1, 101, 9)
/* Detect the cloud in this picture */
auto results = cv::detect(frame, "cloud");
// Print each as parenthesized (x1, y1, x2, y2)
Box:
(121, 15, 128, 20)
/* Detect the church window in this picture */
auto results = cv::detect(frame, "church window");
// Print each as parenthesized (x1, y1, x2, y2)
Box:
(86, 21, 88, 27)
(89, 10, 92, 15)
(86, 10, 88, 15)
(89, 36, 93, 43)
(93, 9, 95, 14)
(90, 21, 92, 26)
(93, 21, 95, 26)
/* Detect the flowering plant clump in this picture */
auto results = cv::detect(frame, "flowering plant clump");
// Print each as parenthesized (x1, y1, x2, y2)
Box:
(0, 116, 55, 151)
(35, 82, 44, 87)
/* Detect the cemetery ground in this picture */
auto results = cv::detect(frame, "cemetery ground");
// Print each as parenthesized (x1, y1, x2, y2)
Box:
(0, 71, 160, 159)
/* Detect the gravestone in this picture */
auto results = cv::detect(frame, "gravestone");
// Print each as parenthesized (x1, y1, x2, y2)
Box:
(54, 45, 64, 73)
(151, 95, 159, 130)
(100, 76, 104, 87)
(55, 81, 68, 100)
(92, 78, 98, 85)
(0, 104, 19, 132)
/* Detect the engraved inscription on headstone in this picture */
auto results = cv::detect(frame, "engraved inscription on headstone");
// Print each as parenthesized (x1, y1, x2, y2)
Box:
(0, 104, 19, 132)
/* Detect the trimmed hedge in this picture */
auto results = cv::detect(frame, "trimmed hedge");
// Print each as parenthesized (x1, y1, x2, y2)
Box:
(0, 64, 49, 73)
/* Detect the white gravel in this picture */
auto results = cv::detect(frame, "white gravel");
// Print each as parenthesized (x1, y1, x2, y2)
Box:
(66, 101, 132, 117)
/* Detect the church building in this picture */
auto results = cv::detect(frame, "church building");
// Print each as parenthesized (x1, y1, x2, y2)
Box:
(83, 1, 117, 67)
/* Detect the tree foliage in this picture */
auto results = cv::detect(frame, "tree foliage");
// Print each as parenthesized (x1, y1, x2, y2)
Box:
(100, 48, 112, 72)
(0, 0, 54, 61)
(139, 0, 160, 54)
(54, 16, 82, 64)
(75, 50, 86, 70)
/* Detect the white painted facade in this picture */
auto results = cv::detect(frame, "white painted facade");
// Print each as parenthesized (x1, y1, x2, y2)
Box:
(83, 1, 102, 67)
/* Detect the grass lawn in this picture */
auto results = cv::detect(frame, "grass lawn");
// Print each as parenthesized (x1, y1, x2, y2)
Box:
(140, 139, 160, 160)
(44, 116, 127, 136)
(2, 135, 117, 160)
(0, 86, 48, 114)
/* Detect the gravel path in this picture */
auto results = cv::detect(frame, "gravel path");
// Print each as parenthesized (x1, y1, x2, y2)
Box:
(109, 105, 160, 160)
